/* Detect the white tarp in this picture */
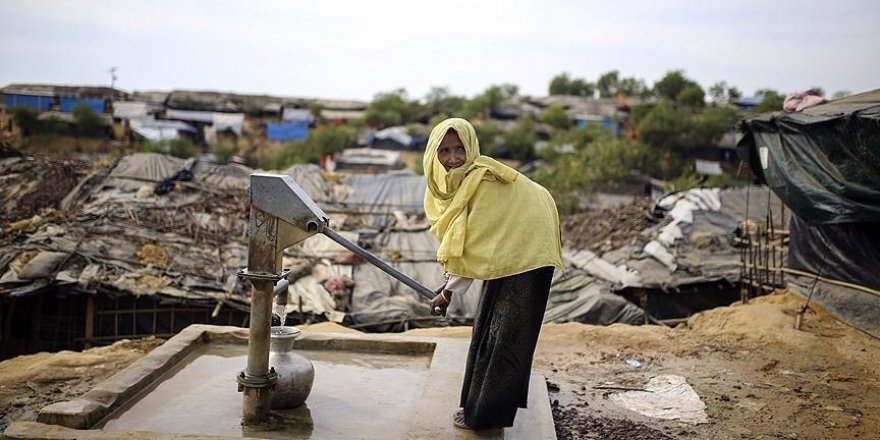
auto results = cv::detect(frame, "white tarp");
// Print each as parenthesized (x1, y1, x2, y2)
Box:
(211, 112, 245, 136)
(165, 109, 244, 136)
(282, 107, 314, 123)
(609, 375, 708, 424)
(112, 101, 150, 119)
(695, 159, 723, 176)
(373, 126, 413, 146)
(129, 117, 197, 142)
(564, 249, 641, 287)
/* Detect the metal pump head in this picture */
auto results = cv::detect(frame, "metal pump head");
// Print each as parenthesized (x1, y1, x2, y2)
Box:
(244, 174, 330, 276)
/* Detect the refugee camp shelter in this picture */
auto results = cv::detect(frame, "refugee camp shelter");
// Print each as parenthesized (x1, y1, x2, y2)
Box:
(2, 84, 125, 114)
(738, 88, 880, 338)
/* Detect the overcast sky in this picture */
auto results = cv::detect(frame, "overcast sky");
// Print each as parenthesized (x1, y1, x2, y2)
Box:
(2, 0, 878, 101)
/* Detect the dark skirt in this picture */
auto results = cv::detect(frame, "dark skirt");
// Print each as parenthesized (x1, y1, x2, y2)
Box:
(459, 266, 554, 430)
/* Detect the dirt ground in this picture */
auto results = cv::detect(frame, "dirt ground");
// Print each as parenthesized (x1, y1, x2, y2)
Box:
(1, 292, 878, 439)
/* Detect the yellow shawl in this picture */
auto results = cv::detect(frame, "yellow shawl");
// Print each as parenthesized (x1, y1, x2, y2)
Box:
(423, 118, 564, 280)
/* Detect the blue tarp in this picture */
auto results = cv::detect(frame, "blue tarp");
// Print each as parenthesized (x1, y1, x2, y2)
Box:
(267, 122, 308, 141)
(59, 97, 105, 114)
(5, 94, 52, 112)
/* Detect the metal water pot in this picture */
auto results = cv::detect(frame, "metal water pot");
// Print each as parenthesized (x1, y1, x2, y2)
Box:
(269, 326, 315, 409)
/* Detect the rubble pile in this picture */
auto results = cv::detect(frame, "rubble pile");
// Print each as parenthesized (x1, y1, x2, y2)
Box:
(560, 197, 656, 253)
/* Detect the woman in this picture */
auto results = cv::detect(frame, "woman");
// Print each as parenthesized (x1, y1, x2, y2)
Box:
(424, 117, 564, 430)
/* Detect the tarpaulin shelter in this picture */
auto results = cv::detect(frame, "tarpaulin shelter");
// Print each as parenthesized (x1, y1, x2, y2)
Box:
(266, 122, 308, 141)
(737, 89, 880, 337)
(59, 97, 105, 114)
(4, 94, 53, 112)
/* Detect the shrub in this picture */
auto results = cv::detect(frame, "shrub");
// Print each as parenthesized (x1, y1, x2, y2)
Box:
(141, 138, 199, 158)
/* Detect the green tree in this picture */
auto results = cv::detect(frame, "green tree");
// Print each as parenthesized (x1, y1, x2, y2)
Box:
(540, 104, 572, 130)
(11, 106, 40, 136)
(709, 81, 728, 103)
(549, 73, 572, 95)
(474, 121, 502, 156)
(585, 138, 649, 184)
(466, 83, 519, 119)
(677, 83, 706, 107)
(654, 70, 689, 101)
(305, 125, 355, 157)
(753, 89, 785, 113)
(618, 77, 650, 98)
(502, 117, 537, 161)
(708, 81, 743, 102)
(309, 101, 324, 123)
(569, 78, 595, 97)
(597, 70, 620, 98)
(637, 102, 693, 149)
(692, 106, 739, 146)
(365, 88, 421, 128)
(424, 86, 467, 117)
(72, 103, 103, 137)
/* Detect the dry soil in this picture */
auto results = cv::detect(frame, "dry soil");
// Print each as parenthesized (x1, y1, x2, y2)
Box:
(1, 292, 877, 440)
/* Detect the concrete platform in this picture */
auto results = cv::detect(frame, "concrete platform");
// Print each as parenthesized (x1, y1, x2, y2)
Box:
(4, 324, 556, 440)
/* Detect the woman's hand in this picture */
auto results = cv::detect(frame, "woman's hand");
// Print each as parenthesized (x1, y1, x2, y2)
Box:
(430, 289, 453, 317)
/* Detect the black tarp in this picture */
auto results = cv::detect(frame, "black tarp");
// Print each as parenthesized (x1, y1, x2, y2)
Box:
(788, 215, 880, 291)
(738, 90, 880, 338)
(737, 89, 880, 225)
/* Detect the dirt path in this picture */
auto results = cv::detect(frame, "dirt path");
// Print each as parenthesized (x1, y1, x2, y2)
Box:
(531, 293, 880, 440)
(0, 338, 164, 432)
(406, 292, 880, 440)
(1, 292, 877, 439)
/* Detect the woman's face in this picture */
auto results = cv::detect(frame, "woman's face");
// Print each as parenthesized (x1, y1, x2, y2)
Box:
(437, 130, 467, 171)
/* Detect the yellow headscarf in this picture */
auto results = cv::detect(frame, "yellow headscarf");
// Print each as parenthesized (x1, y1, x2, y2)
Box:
(423, 118, 563, 280)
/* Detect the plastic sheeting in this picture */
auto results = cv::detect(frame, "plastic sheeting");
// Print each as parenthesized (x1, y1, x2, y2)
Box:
(165, 109, 245, 136)
(267, 122, 308, 141)
(59, 97, 105, 114)
(342, 172, 425, 212)
(737, 89, 880, 224)
(106, 153, 250, 191)
(282, 108, 314, 123)
(281, 164, 333, 203)
(609, 375, 708, 424)
(5, 94, 52, 112)
(129, 117, 197, 142)
(112, 101, 150, 119)
(787, 273, 880, 339)
(788, 215, 880, 291)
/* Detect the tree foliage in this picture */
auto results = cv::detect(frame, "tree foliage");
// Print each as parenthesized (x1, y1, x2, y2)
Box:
(11, 106, 41, 136)
(502, 117, 537, 161)
(540, 104, 572, 130)
(637, 102, 692, 149)
(365, 88, 422, 128)
(676, 83, 706, 107)
(424, 86, 467, 116)
(654, 70, 690, 101)
(597, 70, 620, 98)
(708, 81, 742, 103)
(753, 89, 785, 113)
(473, 121, 502, 156)
(548, 73, 594, 96)
(141, 138, 198, 159)
(549, 73, 573, 95)
(72, 104, 103, 137)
